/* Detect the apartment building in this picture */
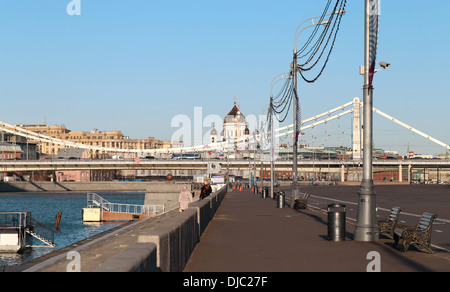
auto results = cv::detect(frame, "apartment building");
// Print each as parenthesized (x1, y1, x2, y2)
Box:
(19, 124, 171, 158)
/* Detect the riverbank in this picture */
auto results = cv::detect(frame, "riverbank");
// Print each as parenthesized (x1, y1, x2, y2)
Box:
(13, 185, 228, 272)
(0, 180, 414, 194)
(0, 181, 189, 193)
(0, 192, 146, 267)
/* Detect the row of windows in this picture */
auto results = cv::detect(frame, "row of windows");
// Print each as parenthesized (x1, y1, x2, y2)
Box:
(62, 136, 118, 140)
(35, 130, 69, 134)
(0, 153, 19, 160)
(43, 141, 151, 147)
(75, 136, 118, 140)
(224, 130, 246, 138)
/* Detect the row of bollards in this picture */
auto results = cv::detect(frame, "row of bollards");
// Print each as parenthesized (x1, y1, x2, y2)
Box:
(255, 185, 346, 242)
(257, 186, 285, 208)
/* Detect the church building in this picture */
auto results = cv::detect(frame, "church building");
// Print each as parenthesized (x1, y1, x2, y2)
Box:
(220, 97, 250, 143)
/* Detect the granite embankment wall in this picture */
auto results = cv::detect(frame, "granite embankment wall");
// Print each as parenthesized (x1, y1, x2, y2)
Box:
(93, 185, 228, 272)
(0, 181, 175, 193)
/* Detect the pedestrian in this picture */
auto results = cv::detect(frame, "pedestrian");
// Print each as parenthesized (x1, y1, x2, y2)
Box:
(199, 181, 212, 200)
(179, 185, 193, 213)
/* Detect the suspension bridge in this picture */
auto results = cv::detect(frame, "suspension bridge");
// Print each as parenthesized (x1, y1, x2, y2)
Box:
(1, 97, 449, 159)
(1, 97, 450, 185)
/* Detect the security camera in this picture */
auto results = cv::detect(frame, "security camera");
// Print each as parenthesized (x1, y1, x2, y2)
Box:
(379, 62, 390, 69)
(361, 61, 391, 74)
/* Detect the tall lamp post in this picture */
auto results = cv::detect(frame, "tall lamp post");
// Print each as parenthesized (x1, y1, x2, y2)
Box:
(354, 0, 381, 242)
(292, 11, 344, 204)
(269, 73, 293, 198)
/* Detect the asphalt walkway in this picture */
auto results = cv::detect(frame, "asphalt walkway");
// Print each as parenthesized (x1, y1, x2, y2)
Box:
(184, 188, 450, 272)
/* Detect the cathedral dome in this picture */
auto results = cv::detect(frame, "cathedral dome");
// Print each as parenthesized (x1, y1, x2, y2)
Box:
(224, 98, 246, 124)
(221, 97, 249, 142)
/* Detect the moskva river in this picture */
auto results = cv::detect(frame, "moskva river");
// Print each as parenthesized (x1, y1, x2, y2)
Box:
(0, 192, 145, 268)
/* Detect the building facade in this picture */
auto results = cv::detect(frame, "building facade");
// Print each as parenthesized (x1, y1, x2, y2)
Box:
(221, 97, 250, 143)
(18, 124, 171, 158)
(0, 143, 22, 160)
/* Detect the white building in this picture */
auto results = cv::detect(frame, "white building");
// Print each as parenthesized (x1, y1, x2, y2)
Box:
(221, 97, 250, 143)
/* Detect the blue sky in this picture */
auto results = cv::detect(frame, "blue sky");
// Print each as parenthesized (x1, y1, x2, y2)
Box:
(0, 1, 449, 155)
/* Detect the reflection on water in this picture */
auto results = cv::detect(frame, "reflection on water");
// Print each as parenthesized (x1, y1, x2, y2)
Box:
(0, 192, 145, 267)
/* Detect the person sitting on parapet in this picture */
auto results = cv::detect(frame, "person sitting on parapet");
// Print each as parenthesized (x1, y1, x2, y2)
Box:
(200, 181, 212, 200)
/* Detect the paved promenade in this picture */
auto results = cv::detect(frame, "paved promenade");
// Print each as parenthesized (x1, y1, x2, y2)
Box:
(184, 188, 450, 272)
(13, 210, 181, 272)
(10, 185, 450, 273)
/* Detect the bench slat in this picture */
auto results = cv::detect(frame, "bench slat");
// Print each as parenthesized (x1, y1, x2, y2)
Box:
(388, 214, 397, 221)
(393, 212, 437, 254)
(422, 213, 434, 220)
(378, 207, 402, 235)
(293, 193, 310, 210)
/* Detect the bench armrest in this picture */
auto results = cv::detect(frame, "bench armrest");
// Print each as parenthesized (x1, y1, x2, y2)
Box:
(394, 225, 416, 235)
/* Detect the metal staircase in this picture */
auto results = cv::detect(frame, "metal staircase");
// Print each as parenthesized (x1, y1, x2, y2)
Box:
(26, 215, 56, 248)
(88, 193, 111, 211)
(26, 230, 55, 248)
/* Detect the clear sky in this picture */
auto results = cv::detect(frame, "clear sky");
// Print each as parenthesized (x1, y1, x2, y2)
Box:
(0, 1, 449, 155)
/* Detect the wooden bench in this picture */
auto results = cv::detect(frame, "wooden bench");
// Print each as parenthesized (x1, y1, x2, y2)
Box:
(294, 193, 310, 210)
(393, 212, 438, 254)
(378, 207, 402, 237)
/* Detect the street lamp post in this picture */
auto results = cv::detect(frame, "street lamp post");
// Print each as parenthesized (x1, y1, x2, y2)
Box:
(270, 103, 275, 199)
(292, 48, 300, 205)
(354, 0, 379, 242)
(292, 14, 337, 205)
(270, 73, 292, 199)
(258, 122, 264, 194)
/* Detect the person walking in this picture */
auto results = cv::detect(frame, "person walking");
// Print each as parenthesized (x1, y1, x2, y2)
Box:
(199, 181, 212, 200)
(179, 185, 193, 213)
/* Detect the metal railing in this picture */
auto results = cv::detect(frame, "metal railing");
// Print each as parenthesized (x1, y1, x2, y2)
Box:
(0, 212, 55, 248)
(142, 205, 166, 215)
(0, 212, 30, 228)
(87, 193, 165, 215)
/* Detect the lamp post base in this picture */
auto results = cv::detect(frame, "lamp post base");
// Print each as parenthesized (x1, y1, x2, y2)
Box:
(291, 184, 300, 209)
(354, 179, 379, 242)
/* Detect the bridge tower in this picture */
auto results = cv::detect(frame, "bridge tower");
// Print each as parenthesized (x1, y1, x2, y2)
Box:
(352, 97, 362, 160)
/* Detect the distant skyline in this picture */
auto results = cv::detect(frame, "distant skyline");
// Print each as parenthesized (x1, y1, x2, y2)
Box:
(1, 1, 449, 155)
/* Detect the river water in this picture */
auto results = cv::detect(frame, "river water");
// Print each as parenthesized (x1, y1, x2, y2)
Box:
(0, 192, 145, 268)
